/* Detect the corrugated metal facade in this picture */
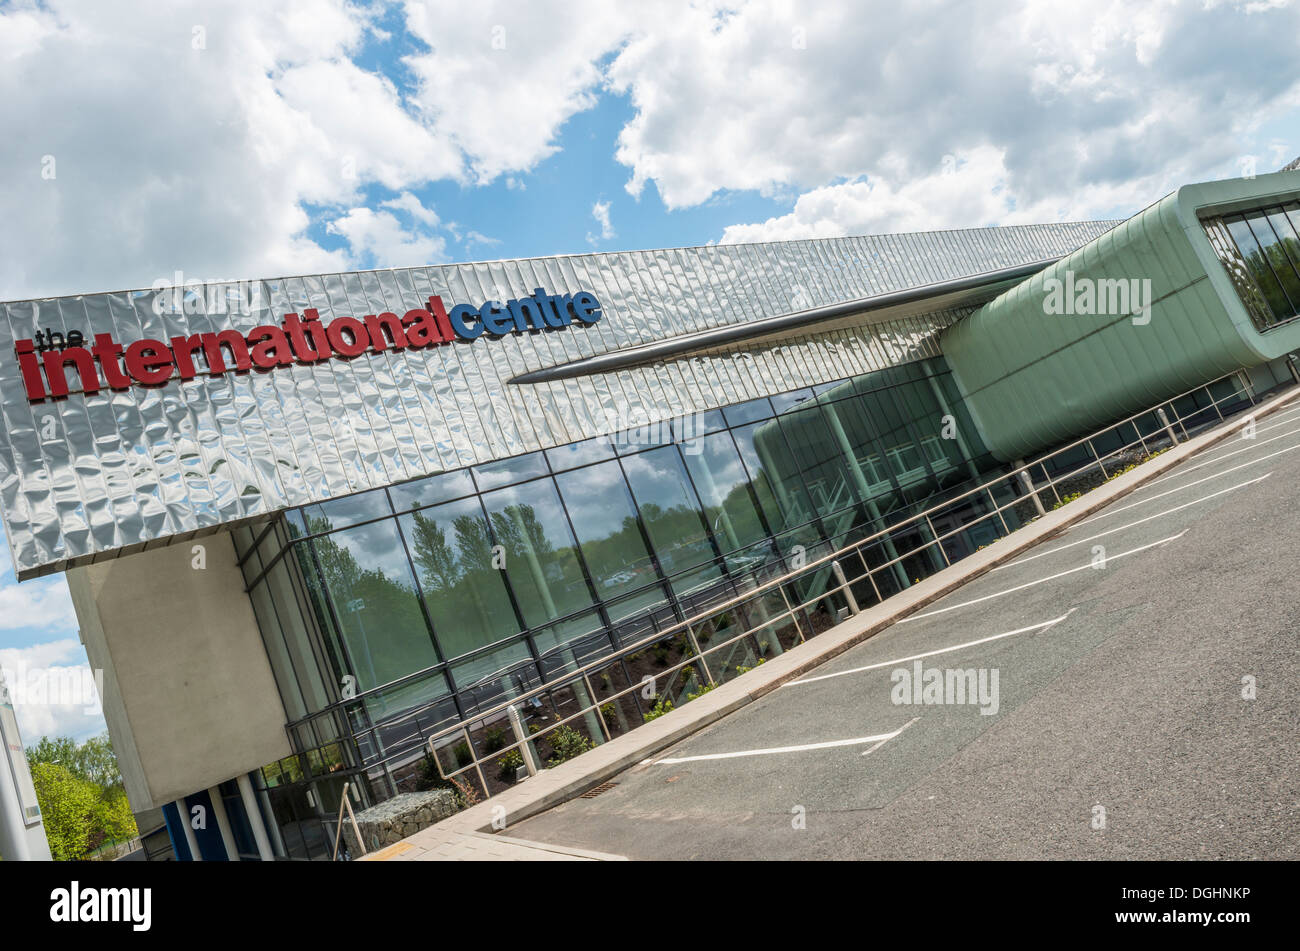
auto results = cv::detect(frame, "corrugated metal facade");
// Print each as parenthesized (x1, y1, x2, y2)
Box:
(0, 222, 1114, 579)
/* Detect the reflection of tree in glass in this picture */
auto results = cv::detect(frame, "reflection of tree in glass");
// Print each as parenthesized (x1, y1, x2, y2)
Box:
(305, 515, 431, 691)
(407, 510, 515, 648)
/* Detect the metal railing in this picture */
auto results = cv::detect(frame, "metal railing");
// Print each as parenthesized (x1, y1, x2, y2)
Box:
(318, 369, 1274, 802)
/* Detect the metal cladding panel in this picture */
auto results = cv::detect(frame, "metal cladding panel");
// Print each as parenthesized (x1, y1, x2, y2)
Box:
(943, 171, 1300, 462)
(0, 222, 1115, 578)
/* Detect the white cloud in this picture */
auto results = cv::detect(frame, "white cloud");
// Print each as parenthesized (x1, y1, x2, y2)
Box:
(326, 205, 448, 268)
(0, 0, 466, 300)
(0, 574, 76, 632)
(599, 0, 1300, 231)
(587, 200, 616, 245)
(0, 640, 104, 743)
(399, 1, 639, 183)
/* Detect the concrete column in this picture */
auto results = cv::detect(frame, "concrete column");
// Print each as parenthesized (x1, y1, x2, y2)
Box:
(256, 783, 288, 859)
(178, 797, 202, 862)
(208, 785, 239, 861)
(236, 774, 274, 861)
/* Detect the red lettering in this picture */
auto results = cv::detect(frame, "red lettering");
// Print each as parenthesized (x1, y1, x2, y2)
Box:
(93, 333, 131, 389)
(14, 339, 47, 401)
(247, 326, 296, 370)
(302, 310, 332, 358)
(428, 296, 454, 343)
(282, 313, 323, 363)
(364, 312, 409, 351)
(325, 316, 369, 357)
(41, 346, 100, 398)
(124, 339, 174, 386)
(169, 335, 205, 381)
(401, 309, 440, 348)
(201, 329, 252, 375)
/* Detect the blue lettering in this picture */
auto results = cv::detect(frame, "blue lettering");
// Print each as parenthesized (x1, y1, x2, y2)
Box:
(448, 304, 483, 339)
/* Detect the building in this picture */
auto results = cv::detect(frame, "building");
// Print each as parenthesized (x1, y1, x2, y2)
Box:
(2, 169, 1298, 860)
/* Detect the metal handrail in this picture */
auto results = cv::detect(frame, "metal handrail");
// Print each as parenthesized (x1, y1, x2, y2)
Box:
(310, 369, 1271, 792)
(330, 781, 367, 861)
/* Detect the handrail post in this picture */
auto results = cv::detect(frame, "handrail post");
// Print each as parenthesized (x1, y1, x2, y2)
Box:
(1156, 407, 1179, 445)
(507, 705, 540, 777)
(1017, 468, 1046, 517)
(830, 560, 860, 615)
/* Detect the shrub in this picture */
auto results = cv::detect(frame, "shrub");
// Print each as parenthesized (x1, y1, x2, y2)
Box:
(642, 696, 674, 722)
(496, 749, 525, 783)
(545, 726, 593, 767)
(481, 727, 507, 755)
(452, 741, 474, 768)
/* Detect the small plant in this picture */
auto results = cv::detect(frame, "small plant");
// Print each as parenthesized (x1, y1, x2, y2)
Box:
(496, 749, 525, 783)
(545, 725, 594, 767)
(686, 682, 716, 702)
(482, 726, 506, 755)
(652, 645, 670, 667)
(452, 741, 473, 768)
(414, 751, 445, 792)
(736, 657, 767, 675)
(1051, 491, 1082, 511)
(599, 702, 619, 732)
(642, 695, 674, 722)
(680, 664, 697, 683)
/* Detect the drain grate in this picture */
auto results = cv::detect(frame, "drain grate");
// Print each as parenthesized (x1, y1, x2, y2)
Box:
(580, 782, 618, 798)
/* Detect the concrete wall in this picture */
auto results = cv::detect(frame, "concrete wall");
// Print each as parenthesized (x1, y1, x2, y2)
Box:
(69, 532, 291, 812)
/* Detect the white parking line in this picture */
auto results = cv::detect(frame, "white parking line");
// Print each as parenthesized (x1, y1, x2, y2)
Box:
(642, 719, 920, 765)
(1076, 442, 1300, 525)
(995, 473, 1273, 570)
(899, 532, 1186, 622)
(785, 611, 1075, 687)
(1142, 423, 1300, 488)
(861, 717, 921, 757)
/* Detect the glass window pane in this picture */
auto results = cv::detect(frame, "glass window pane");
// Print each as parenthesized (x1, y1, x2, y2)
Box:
(300, 488, 392, 533)
(620, 445, 722, 597)
(681, 430, 769, 556)
(387, 468, 476, 513)
(769, 388, 816, 413)
(1227, 215, 1290, 323)
(479, 478, 595, 630)
(553, 459, 664, 617)
(307, 519, 437, 701)
(399, 497, 522, 664)
(545, 436, 615, 472)
(730, 419, 819, 534)
(722, 397, 774, 428)
(775, 406, 856, 518)
(472, 451, 549, 491)
(1245, 213, 1300, 318)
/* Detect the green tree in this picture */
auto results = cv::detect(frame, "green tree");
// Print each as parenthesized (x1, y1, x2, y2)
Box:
(27, 733, 138, 859)
(30, 762, 98, 861)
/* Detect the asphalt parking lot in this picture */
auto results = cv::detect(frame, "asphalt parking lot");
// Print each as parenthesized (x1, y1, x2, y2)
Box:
(507, 402, 1300, 859)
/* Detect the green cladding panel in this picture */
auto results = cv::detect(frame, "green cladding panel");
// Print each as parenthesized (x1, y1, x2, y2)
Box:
(941, 170, 1300, 461)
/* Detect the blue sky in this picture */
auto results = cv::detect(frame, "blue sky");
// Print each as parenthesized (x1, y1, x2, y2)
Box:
(1, 0, 1299, 745)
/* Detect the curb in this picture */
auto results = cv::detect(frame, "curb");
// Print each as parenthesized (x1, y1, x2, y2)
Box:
(423, 385, 1300, 841)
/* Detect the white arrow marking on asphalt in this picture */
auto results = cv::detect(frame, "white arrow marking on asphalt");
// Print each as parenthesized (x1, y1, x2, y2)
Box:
(641, 720, 920, 766)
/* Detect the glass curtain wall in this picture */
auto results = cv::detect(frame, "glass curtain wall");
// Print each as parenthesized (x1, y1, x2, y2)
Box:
(1204, 201, 1300, 329)
(234, 355, 1009, 812)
